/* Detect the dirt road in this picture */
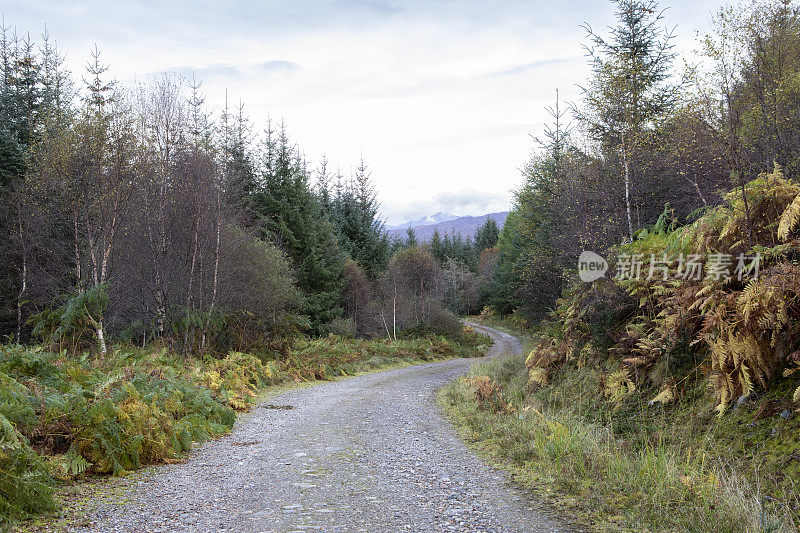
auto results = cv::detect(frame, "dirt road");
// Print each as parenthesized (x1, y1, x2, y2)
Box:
(78, 324, 571, 532)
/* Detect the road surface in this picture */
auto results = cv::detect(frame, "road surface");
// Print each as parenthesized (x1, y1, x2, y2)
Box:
(79, 324, 573, 533)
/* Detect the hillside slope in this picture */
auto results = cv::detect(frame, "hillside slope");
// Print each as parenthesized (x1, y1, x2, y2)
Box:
(387, 212, 508, 241)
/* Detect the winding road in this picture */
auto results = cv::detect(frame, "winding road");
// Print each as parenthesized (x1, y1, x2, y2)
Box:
(79, 324, 573, 532)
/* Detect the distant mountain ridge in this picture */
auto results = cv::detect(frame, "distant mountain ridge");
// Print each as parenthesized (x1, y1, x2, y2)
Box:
(386, 211, 509, 242)
(386, 211, 458, 231)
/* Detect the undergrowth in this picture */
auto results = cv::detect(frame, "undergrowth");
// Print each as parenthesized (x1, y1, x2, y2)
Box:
(1, 327, 485, 526)
(440, 320, 800, 532)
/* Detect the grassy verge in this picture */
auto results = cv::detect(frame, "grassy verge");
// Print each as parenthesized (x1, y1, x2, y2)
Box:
(439, 319, 799, 532)
(2, 328, 486, 529)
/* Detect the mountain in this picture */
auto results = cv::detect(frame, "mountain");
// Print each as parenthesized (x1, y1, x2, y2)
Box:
(386, 211, 509, 242)
(386, 212, 458, 231)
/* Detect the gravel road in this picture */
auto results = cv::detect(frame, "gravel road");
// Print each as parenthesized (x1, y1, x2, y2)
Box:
(78, 324, 574, 533)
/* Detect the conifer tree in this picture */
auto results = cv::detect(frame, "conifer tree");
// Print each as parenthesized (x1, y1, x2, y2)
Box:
(578, 0, 677, 239)
(405, 227, 418, 247)
(330, 157, 389, 278)
(252, 124, 344, 332)
(430, 229, 445, 264)
(475, 218, 500, 253)
(315, 155, 332, 211)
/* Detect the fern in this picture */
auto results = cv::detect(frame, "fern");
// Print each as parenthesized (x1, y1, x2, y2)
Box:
(0, 413, 56, 519)
(737, 279, 762, 324)
(778, 193, 800, 241)
(603, 370, 636, 404)
(527, 366, 549, 386)
(648, 384, 676, 406)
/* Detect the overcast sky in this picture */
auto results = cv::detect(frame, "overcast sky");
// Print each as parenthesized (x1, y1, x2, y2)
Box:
(5, 0, 724, 225)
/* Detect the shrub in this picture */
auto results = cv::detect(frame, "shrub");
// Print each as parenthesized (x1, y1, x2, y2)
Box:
(0, 329, 482, 523)
(325, 318, 358, 338)
(426, 307, 464, 339)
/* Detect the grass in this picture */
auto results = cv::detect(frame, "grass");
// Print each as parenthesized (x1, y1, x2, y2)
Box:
(439, 319, 799, 532)
(2, 328, 487, 529)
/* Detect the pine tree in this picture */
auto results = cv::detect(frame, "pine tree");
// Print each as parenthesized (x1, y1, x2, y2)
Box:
(430, 229, 444, 264)
(252, 124, 344, 333)
(475, 218, 500, 252)
(0, 25, 53, 194)
(489, 212, 526, 315)
(405, 227, 418, 247)
(486, 89, 569, 318)
(316, 155, 332, 211)
(221, 99, 257, 226)
(0, 21, 73, 340)
(578, 0, 677, 239)
(329, 157, 389, 278)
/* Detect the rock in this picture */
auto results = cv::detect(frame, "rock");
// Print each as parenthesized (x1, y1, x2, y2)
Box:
(734, 395, 750, 409)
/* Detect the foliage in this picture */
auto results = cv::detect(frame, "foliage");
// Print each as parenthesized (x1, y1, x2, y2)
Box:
(0, 413, 56, 522)
(328, 158, 390, 278)
(440, 351, 798, 531)
(0, 344, 262, 521)
(251, 123, 345, 334)
(30, 284, 109, 353)
(522, 167, 800, 419)
(0, 327, 485, 523)
(441, 258, 480, 315)
(490, 155, 567, 319)
(429, 229, 477, 270)
(468, 375, 513, 413)
(474, 218, 500, 253)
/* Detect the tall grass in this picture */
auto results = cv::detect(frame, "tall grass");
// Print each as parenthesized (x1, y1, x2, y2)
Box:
(440, 353, 798, 532)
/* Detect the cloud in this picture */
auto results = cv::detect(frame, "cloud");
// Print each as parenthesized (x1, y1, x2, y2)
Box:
(162, 60, 300, 82)
(431, 189, 510, 217)
(344, 0, 402, 16)
(256, 60, 300, 73)
(486, 58, 571, 77)
(383, 189, 511, 225)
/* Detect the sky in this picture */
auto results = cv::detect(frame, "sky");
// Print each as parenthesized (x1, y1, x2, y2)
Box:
(4, 0, 725, 225)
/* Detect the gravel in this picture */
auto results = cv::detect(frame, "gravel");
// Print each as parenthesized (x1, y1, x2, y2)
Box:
(77, 324, 576, 532)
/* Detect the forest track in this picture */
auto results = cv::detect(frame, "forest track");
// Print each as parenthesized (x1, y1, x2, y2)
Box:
(77, 324, 572, 532)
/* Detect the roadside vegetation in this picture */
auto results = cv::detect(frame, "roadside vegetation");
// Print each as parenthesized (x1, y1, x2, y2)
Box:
(441, 0, 800, 531)
(1, 325, 485, 525)
(443, 312, 798, 532)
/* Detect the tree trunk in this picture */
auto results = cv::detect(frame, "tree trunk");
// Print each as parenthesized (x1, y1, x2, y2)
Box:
(687, 174, 708, 207)
(202, 184, 222, 352)
(621, 129, 634, 241)
(73, 213, 83, 289)
(210, 186, 221, 310)
(15, 207, 27, 344)
(392, 281, 397, 341)
(381, 311, 391, 341)
(184, 210, 201, 355)
(96, 319, 107, 356)
(156, 287, 166, 337)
